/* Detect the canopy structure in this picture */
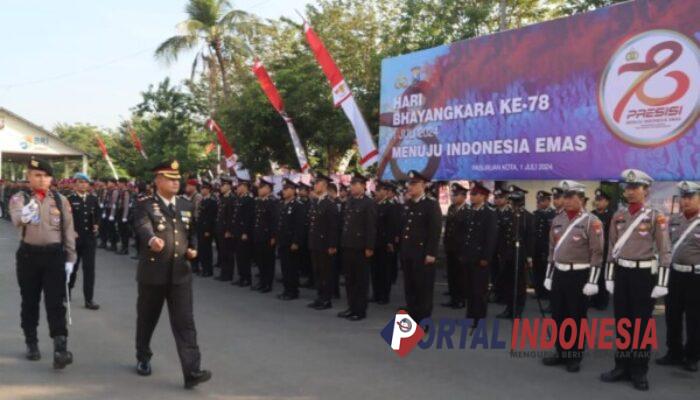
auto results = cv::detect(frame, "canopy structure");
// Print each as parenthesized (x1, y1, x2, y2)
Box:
(0, 107, 87, 180)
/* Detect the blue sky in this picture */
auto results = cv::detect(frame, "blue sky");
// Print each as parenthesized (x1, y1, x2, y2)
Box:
(0, 0, 311, 130)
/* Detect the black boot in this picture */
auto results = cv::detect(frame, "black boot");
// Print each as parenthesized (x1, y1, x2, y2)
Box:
(184, 369, 212, 389)
(53, 336, 73, 369)
(26, 342, 41, 361)
(656, 353, 683, 366)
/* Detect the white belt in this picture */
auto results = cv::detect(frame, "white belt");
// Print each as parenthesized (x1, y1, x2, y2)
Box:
(617, 259, 657, 269)
(672, 264, 700, 274)
(555, 262, 590, 271)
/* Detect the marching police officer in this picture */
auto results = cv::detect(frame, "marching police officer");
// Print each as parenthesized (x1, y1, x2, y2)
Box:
(133, 160, 211, 389)
(371, 181, 401, 304)
(252, 178, 279, 293)
(338, 173, 376, 321)
(277, 178, 305, 300)
(106, 178, 119, 252)
(196, 180, 218, 277)
(233, 178, 255, 287)
(215, 176, 235, 282)
(601, 169, 672, 391)
(182, 179, 203, 273)
(542, 180, 604, 372)
(10, 159, 76, 368)
(307, 172, 340, 310)
(533, 190, 556, 300)
(442, 182, 470, 309)
(400, 170, 442, 324)
(67, 172, 100, 310)
(656, 181, 700, 372)
(116, 178, 131, 255)
(591, 188, 614, 310)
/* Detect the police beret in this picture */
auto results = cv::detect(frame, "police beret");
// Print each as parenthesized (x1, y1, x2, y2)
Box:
(186, 178, 199, 186)
(152, 160, 181, 179)
(73, 172, 91, 182)
(407, 170, 430, 183)
(297, 181, 312, 190)
(27, 158, 53, 176)
(621, 169, 653, 186)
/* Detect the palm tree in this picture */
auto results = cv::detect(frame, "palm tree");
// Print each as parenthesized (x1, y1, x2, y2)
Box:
(155, 0, 263, 98)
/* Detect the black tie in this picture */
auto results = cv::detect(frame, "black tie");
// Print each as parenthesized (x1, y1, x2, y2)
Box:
(168, 203, 175, 214)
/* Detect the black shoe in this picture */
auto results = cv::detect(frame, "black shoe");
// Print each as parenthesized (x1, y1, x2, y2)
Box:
(299, 280, 314, 289)
(542, 355, 563, 366)
(347, 313, 366, 321)
(440, 301, 458, 308)
(85, 301, 100, 310)
(109, 245, 118, 252)
(238, 279, 251, 287)
(376, 299, 389, 305)
(496, 309, 513, 319)
(98, 242, 107, 249)
(656, 353, 683, 366)
(251, 283, 263, 291)
(307, 300, 322, 308)
(201, 272, 213, 277)
(259, 286, 272, 293)
(214, 276, 230, 282)
(683, 360, 698, 372)
(277, 293, 298, 301)
(53, 336, 73, 370)
(25, 343, 41, 361)
(442, 290, 450, 296)
(313, 301, 332, 310)
(337, 309, 353, 318)
(566, 361, 581, 373)
(136, 360, 152, 376)
(631, 376, 649, 391)
(184, 369, 212, 389)
(130, 255, 139, 260)
(368, 298, 378, 303)
(117, 248, 128, 255)
(600, 368, 629, 383)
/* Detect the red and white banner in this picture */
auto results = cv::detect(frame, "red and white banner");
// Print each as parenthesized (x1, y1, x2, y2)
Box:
(205, 118, 237, 169)
(303, 22, 377, 167)
(251, 60, 310, 172)
(96, 136, 119, 180)
(129, 128, 148, 159)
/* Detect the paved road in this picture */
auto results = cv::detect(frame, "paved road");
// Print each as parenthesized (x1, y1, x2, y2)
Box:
(0, 220, 697, 399)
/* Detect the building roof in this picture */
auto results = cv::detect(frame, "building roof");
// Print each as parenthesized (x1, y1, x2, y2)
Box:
(0, 107, 86, 157)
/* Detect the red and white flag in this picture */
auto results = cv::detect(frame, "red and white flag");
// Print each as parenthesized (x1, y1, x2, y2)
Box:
(205, 118, 237, 169)
(96, 136, 119, 180)
(251, 59, 310, 172)
(303, 21, 377, 167)
(129, 128, 148, 159)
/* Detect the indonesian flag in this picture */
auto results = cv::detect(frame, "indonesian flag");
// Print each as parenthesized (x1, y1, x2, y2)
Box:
(251, 59, 310, 172)
(96, 136, 119, 180)
(303, 22, 377, 167)
(129, 128, 148, 159)
(205, 118, 237, 169)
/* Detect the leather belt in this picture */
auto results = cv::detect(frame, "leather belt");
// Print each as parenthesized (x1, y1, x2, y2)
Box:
(617, 258, 657, 269)
(555, 262, 590, 271)
(672, 264, 700, 274)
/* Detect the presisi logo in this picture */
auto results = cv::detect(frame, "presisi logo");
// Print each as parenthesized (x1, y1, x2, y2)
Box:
(598, 29, 700, 147)
(380, 310, 425, 357)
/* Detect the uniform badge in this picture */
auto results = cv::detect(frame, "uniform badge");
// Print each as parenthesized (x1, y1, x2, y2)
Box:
(157, 224, 166, 232)
(50, 207, 61, 216)
(656, 214, 668, 230)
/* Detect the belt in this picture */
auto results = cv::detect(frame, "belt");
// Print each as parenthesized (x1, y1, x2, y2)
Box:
(617, 259, 657, 269)
(555, 262, 590, 271)
(672, 264, 700, 274)
(19, 242, 63, 253)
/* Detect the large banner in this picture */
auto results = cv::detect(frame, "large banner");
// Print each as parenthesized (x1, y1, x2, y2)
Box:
(378, 0, 700, 181)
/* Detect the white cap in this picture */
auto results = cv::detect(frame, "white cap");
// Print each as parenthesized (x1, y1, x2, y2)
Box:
(621, 169, 653, 186)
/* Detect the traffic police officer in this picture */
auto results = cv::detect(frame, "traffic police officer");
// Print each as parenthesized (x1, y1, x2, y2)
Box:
(252, 177, 279, 293)
(67, 172, 100, 310)
(277, 178, 305, 300)
(442, 182, 469, 309)
(601, 169, 672, 391)
(10, 159, 76, 368)
(656, 181, 700, 372)
(533, 190, 556, 300)
(133, 160, 211, 389)
(196, 180, 218, 277)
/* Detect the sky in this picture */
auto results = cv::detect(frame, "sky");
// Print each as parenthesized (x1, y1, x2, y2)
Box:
(0, 0, 311, 130)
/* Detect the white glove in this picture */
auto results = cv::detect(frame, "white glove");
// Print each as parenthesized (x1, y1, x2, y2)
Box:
(543, 278, 552, 291)
(122, 218, 127, 223)
(109, 215, 115, 222)
(651, 285, 668, 299)
(20, 199, 39, 224)
(605, 280, 614, 294)
(583, 283, 599, 296)
(65, 262, 74, 278)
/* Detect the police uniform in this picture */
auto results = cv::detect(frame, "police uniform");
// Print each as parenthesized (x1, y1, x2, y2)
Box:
(106, 181, 120, 251)
(399, 170, 442, 324)
(338, 173, 376, 320)
(182, 180, 203, 272)
(296, 184, 313, 287)
(277, 179, 306, 299)
(372, 181, 401, 304)
(215, 176, 235, 281)
(67, 173, 100, 309)
(657, 181, 700, 372)
(533, 191, 556, 300)
(196, 181, 218, 277)
(442, 183, 470, 309)
(116, 178, 132, 254)
(491, 188, 512, 303)
(542, 180, 604, 371)
(9, 159, 76, 367)
(133, 160, 211, 388)
(591, 188, 614, 310)
(233, 180, 255, 286)
(252, 178, 279, 292)
(601, 169, 672, 391)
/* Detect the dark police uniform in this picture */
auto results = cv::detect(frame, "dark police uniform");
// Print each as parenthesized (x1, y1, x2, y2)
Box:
(492, 197, 512, 303)
(252, 179, 279, 292)
(233, 185, 255, 286)
(372, 182, 401, 304)
(215, 183, 235, 281)
(117, 180, 131, 254)
(196, 186, 218, 277)
(68, 187, 100, 308)
(307, 174, 340, 309)
(277, 182, 306, 299)
(591, 188, 614, 310)
(533, 192, 556, 300)
(443, 184, 469, 308)
(297, 191, 313, 287)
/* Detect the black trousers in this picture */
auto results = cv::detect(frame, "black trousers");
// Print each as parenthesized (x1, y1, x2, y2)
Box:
(279, 245, 300, 296)
(69, 237, 96, 303)
(371, 246, 393, 302)
(613, 265, 656, 379)
(299, 245, 313, 284)
(591, 257, 609, 309)
(333, 248, 342, 297)
(217, 236, 235, 280)
(445, 250, 466, 303)
(197, 232, 214, 275)
(311, 250, 333, 303)
(532, 252, 549, 299)
(236, 238, 253, 281)
(136, 282, 201, 377)
(118, 219, 131, 250)
(254, 241, 276, 288)
(343, 249, 370, 315)
(16, 243, 67, 343)
(99, 216, 109, 244)
(466, 260, 490, 321)
(665, 269, 700, 362)
(400, 251, 436, 324)
(551, 268, 589, 363)
(501, 256, 527, 314)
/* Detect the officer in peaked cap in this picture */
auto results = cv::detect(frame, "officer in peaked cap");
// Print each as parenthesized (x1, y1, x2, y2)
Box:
(551, 187, 565, 214)
(442, 182, 469, 309)
(491, 186, 511, 304)
(372, 180, 402, 303)
(591, 188, 614, 310)
(232, 175, 254, 286)
(215, 174, 236, 282)
(533, 190, 556, 301)
(252, 177, 279, 293)
(277, 178, 305, 300)
(196, 179, 218, 277)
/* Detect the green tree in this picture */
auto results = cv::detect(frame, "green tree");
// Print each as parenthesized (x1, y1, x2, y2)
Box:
(54, 123, 127, 179)
(554, 0, 628, 16)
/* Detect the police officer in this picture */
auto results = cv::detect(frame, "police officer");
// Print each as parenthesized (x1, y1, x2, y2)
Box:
(196, 180, 217, 277)
(533, 190, 556, 300)
(442, 182, 469, 309)
(400, 170, 442, 324)
(542, 180, 604, 372)
(337, 173, 376, 321)
(371, 181, 401, 304)
(656, 181, 700, 372)
(116, 178, 131, 254)
(133, 160, 211, 389)
(552, 187, 564, 214)
(297, 182, 314, 288)
(590, 188, 614, 310)
(252, 177, 279, 293)
(67, 172, 100, 310)
(232, 178, 255, 287)
(277, 178, 305, 300)
(106, 178, 120, 251)
(215, 175, 235, 282)
(307, 172, 340, 310)
(182, 179, 203, 273)
(9, 159, 76, 368)
(491, 188, 512, 304)
(601, 169, 672, 391)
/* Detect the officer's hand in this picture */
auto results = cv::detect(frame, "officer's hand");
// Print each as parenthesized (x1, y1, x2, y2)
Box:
(65, 262, 74, 277)
(365, 249, 374, 258)
(224, 232, 232, 238)
(544, 278, 552, 291)
(651, 285, 668, 299)
(109, 215, 115, 222)
(241, 234, 248, 241)
(328, 247, 337, 255)
(270, 238, 276, 247)
(93, 224, 99, 233)
(122, 218, 127, 223)
(424, 255, 436, 265)
(186, 248, 197, 260)
(290, 243, 299, 251)
(582, 283, 598, 296)
(149, 237, 165, 252)
(387, 243, 394, 253)
(605, 280, 614, 294)
(204, 232, 210, 238)
(526, 259, 533, 270)
(479, 260, 489, 268)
